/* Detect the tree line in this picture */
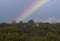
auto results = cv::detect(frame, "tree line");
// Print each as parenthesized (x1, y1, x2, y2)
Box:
(0, 19, 60, 41)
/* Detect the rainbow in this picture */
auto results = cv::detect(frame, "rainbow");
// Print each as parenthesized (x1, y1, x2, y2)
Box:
(15, 0, 49, 23)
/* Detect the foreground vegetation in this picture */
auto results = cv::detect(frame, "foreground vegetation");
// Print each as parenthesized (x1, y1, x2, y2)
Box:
(0, 20, 60, 41)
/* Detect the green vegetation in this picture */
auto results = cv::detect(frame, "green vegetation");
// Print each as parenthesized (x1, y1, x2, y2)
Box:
(0, 20, 60, 41)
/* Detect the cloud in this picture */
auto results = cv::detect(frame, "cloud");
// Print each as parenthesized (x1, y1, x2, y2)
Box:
(40, 17, 60, 23)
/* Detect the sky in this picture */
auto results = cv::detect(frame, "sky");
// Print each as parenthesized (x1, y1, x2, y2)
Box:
(0, 0, 60, 23)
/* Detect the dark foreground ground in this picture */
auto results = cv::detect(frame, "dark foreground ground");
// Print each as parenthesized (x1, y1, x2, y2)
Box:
(0, 20, 60, 41)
